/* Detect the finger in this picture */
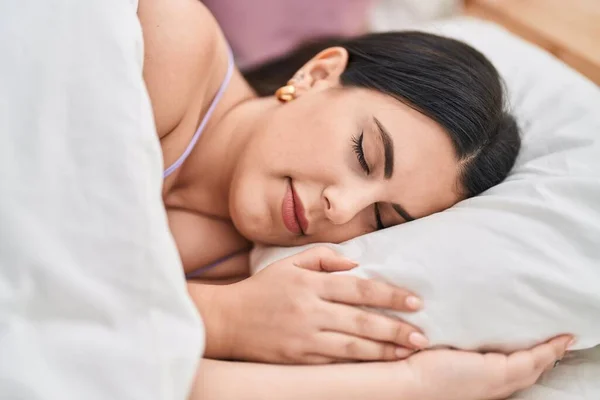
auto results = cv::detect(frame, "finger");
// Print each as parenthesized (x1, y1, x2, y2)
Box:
(322, 302, 427, 350)
(504, 336, 571, 384)
(314, 331, 403, 361)
(291, 246, 357, 272)
(530, 335, 572, 371)
(503, 350, 537, 386)
(300, 355, 337, 365)
(500, 352, 548, 398)
(277, 353, 336, 365)
(319, 274, 423, 312)
(478, 351, 531, 400)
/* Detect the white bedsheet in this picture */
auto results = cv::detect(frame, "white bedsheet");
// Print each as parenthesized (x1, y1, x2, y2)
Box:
(513, 346, 600, 400)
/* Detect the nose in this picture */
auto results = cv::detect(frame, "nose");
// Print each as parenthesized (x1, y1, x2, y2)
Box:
(322, 183, 377, 225)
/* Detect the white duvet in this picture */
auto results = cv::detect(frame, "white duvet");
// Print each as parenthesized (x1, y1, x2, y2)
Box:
(0, 1, 202, 399)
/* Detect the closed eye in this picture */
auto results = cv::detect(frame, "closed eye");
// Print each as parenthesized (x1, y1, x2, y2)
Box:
(374, 203, 385, 230)
(352, 131, 370, 175)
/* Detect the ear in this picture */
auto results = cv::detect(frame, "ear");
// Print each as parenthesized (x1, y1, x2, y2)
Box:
(290, 47, 349, 96)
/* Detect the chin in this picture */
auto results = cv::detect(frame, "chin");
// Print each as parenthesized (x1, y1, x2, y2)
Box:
(230, 209, 295, 246)
(233, 217, 288, 246)
(228, 196, 269, 243)
(229, 173, 305, 247)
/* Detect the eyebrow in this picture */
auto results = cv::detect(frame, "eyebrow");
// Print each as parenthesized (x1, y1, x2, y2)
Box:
(373, 117, 394, 179)
(373, 117, 416, 222)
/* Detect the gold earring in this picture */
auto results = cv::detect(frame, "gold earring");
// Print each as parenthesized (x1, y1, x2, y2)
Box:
(275, 83, 296, 102)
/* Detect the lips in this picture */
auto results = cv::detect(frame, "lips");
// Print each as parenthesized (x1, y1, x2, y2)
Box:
(281, 178, 309, 235)
(291, 181, 309, 233)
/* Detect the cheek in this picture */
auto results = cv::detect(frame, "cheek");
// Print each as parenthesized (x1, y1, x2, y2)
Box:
(228, 165, 283, 243)
(227, 168, 263, 235)
(257, 106, 351, 177)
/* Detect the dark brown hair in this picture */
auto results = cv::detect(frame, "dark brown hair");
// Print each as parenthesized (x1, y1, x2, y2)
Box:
(244, 32, 521, 197)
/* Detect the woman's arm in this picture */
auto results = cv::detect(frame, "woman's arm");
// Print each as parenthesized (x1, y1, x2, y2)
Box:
(190, 336, 570, 400)
(138, 0, 226, 138)
(191, 358, 410, 400)
(186, 247, 427, 363)
(186, 282, 232, 358)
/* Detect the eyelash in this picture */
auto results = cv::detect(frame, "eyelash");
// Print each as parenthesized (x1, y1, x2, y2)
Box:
(351, 133, 385, 230)
(374, 203, 385, 230)
(351, 132, 370, 175)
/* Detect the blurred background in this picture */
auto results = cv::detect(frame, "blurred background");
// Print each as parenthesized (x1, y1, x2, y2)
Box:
(203, 0, 461, 70)
(202, 0, 600, 86)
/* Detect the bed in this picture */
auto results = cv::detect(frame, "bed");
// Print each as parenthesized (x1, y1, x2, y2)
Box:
(1, 1, 598, 399)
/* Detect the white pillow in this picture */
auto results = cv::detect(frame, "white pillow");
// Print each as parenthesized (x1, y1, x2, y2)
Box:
(0, 1, 202, 399)
(252, 18, 600, 353)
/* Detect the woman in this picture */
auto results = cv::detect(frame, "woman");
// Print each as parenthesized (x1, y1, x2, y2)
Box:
(138, 1, 569, 398)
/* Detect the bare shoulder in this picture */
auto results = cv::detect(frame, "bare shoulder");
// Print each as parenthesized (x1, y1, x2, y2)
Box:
(138, 0, 224, 137)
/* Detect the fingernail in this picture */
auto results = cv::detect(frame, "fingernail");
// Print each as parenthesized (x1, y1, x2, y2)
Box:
(568, 338, 576, 349)
(409, 332, 429, 349)
(405, 296, 423, 310)
(395, 347, 413, 358)
(343, 257, 358, 266)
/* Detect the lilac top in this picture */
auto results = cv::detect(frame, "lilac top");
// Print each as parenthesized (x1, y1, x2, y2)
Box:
(163, 46, 235, 179)
(163, 47, 241, 278)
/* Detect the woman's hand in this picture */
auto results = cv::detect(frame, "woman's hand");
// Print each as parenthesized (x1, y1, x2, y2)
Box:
(191, 337, 571, 400)
(403, 335, 572, 400)
(212, 246, 426, 364)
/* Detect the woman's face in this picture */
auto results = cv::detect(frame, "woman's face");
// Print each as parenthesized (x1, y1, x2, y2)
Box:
(229, 50, 463, 246)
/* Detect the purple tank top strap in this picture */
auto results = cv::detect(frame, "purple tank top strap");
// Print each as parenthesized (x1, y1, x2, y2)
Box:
(185, 248, 247, 279)
(163, 45, 235, 178)
(165, 45, 243, 279)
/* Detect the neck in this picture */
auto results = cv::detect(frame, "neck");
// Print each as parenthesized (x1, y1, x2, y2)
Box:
(168, 80, 280, 219)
